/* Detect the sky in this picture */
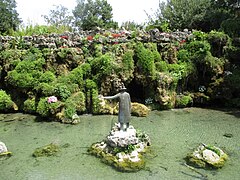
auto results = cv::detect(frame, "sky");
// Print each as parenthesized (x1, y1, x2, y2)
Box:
(15, 0, 161, 26)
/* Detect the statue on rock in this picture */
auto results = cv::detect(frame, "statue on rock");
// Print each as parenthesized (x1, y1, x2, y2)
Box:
(100, 87, 131, 131)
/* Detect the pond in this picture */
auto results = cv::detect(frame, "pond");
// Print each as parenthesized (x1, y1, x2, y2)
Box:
(0, 108, 240, 180)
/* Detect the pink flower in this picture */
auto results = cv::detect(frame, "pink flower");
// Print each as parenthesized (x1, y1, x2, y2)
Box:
(47, 96, 58, 103)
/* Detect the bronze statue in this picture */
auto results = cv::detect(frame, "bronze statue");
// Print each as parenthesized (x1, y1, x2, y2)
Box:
(102, 88, 131, 131)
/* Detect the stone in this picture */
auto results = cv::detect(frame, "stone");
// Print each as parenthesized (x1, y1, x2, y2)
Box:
(88, 124, 151, 172)
(0, 142, 8, 154)
(106, 124, 138, 147)
(131, 102, 150, 117)
(186, 144, 228, 169)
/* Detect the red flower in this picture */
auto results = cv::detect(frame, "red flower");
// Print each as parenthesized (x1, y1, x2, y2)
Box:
(112, 33, 121, 38)
(87, 36, 93, 41)
(180, 39, 186, 44)
(60, 35, 69, 40)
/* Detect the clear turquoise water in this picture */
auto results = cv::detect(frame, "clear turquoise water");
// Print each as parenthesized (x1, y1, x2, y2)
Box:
(0, 108, 240, 180)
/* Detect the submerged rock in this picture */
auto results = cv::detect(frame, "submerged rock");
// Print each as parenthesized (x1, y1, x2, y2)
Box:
(186, 144, 228, 169)
(32, 143, 60, 157)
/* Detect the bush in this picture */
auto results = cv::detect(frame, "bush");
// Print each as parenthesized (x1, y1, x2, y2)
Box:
(36, 97, 63, 117)
(23, 98, 36, 113)
(134, 42, 156, 79)
(0, 90, 14, 111)
(176, 95, 193, 108)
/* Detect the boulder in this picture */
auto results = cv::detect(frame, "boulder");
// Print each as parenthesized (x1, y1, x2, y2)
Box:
(131, 102, 150, 117)
(186, 144, 228, 169)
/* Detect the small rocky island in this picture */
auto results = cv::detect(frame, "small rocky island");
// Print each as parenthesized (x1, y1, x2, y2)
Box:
(186, 143, 228, 169)
(88, 123, 151, 172)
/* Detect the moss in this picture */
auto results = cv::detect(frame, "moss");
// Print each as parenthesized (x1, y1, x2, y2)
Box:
(131, 102, 150, 117)
(88, 143, 145, 172)
(115, 158, 145, 172)
(186, 144, 228, 169)
(32, 143, 60, 157)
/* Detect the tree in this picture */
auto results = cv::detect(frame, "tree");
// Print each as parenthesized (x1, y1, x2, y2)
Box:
(73, 0, 118, 30)
(42, 5, 73, 29)
(0, 0, 21, 34)
(151, 0, 211, 31)
(150, 0, 239, 32)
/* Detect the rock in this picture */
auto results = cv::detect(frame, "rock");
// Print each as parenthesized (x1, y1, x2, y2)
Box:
(186, 144, 228, 169)
(131, 102, 150, 117)
(0, 142, 8, 154)
(106, 124, 139, 147)
(88, 123, 151, 172)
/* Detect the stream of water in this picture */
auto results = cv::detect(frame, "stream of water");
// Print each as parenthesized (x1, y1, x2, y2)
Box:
(0, 108, 240, 180)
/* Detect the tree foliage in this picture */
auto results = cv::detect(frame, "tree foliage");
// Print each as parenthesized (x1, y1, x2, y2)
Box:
(42, 5, 73, 29)
(0, 0, 21, 34)
(150, 0, 239, 32)
(73, 0, 118, 30)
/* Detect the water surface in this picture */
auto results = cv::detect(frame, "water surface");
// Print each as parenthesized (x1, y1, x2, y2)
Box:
(0, 108, 240, 180)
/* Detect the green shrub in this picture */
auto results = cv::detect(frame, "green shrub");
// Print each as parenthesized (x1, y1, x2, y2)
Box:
(36, 97, 63, 117)
(6, 53, 45, 89)
(176, 95, 193, 108)
(38, 71, 56, 83)
(134, 42, 156, 79)
(90, 53, 115, 80)
(65, 91, 86, 114)
(35, 83, 55, 96)
(54, 84, 71, 101)
(221, 18, 240, 37)
(0, 90, 14, 111)
(155, 61, 168, 72)
(23, 98, 36, 113)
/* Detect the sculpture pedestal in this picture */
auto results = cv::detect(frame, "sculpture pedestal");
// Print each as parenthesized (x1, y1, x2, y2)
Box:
(88, 123, 151, 172)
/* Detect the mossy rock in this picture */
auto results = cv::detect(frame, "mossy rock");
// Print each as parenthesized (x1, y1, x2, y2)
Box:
(186, 144, 228, 169)
(32, 143, 60, 157)
(88, 142, 146, 172)
(131, 102, 150, 117)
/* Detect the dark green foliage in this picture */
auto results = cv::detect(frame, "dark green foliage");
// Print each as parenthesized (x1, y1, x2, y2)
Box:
(0, 0, 21, 35)
(134, 42, 156, 79)
(221, 18, 240, 38)
(73, 0, 118, 30)
(0, 90, 14, 111)
(207, 31, 230, 57)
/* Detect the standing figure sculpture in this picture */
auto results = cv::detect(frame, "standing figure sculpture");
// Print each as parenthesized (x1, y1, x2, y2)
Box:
(102, 87, 131, 131)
